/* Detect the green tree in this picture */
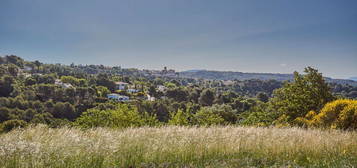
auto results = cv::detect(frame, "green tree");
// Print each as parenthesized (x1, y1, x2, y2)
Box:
(199, 89, 215, 106)
(37, 74, 56, 84)
(188, 88, 201, 103)
(0, 65, 7, 76)
(7, 64, 19, 77)
(33, 60, 42, 72)
(36, 84, 56, 101)
(1, 119, 27, 132)
(61, 76, 80, 86)
(256, 92, 269, 103)
(25, 77, 37, 86)
(95, 86, 111, 97)
(23, 109, 36, 122)
(96, 74, 116, 91)
(31, 113, 55, 125)
(52, 102, 76, 120)
(239, 102, 277, 126)
(166, 87, 188, 102)
(148, 85, 157, 97)
(0, 107, 10, 122)
(5, 55, 24, 67)
(270, 67, 335, 123)
(75, 104, 146, 128)
(193, 108, 224, 126)
(168, 109, 190, 126)
(199, 104, 238, 124)
(0, 75, 14, 97)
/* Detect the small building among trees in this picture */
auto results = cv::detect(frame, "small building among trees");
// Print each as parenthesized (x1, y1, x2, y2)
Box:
(107, 93, 130, 102)
(115, 82, 129, 90)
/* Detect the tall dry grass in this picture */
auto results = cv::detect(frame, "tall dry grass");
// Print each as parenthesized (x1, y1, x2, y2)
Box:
(0, 125, 357, 167)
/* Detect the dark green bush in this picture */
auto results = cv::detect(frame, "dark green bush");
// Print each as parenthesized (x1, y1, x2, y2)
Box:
(1, 119, 27, 132)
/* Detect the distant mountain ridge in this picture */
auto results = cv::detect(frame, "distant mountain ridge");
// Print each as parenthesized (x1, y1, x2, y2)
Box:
(183, 69, 207, 73)
(180, 70, 357, 86)
(349, 77, 357, 81)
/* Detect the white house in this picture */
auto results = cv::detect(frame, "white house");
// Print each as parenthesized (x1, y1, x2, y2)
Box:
(33, 73, 43, 76)
(115, 82, 129, 90)
(157, 85, 167, 92)
(22, 73, 32, 78)
(55, 79, 73, 88)
(107, 93, 130, 102)
(147, 94, 155, 101)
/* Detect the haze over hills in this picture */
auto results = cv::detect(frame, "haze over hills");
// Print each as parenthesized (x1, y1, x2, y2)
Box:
(0, 0, 357, 167)
(349, 77, 357, 81)
(180, 70, 357, 86)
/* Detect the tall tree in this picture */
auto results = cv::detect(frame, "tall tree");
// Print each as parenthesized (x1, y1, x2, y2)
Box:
(199, 89, 215, 106)
(0, 75, 14, 97)
(256, 92, 269, 103)
(7, 64, 19, 77)
(270, 67, 335, 122)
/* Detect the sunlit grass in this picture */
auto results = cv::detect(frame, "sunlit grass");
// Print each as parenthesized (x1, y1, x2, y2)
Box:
(1, 125, 357, 167)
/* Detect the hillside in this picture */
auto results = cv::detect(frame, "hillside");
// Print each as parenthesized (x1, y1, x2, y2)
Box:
(180, 70, 357, 86)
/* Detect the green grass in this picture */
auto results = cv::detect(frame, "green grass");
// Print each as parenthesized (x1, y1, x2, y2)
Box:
(1, 125, 357, 167)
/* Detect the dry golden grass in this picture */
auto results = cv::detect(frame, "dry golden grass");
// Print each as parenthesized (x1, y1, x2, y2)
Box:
(0, 125, 357, 167)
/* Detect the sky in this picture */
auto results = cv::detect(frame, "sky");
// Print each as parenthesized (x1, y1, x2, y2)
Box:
(0, 0, 356, 79)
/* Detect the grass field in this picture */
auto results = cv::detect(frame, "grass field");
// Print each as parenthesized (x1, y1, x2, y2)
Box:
(0, 125, 357, 168)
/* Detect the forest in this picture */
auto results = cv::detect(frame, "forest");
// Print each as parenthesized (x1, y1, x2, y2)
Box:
(1, 55, 357, 167)
(0, 55, 357, 132)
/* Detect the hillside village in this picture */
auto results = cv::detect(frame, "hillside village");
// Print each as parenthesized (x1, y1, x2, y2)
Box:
(15, 61, 174, 103)
(1, 1, 356, 167)
(1, 55, 357, 133)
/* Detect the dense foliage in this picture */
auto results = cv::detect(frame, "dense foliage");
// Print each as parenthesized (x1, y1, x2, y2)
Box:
(270, 67, 335, 123)
(297, 99, 357, 129)
(0, 55, 356, 132)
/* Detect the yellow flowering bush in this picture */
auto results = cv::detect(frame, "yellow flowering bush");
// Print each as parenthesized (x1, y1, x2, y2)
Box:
(296, 99, 357, 129)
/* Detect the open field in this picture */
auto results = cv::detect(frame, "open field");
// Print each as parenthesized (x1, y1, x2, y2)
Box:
(0, 125, 357, 168)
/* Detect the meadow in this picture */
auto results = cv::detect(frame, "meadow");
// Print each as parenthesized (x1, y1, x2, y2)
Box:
(0, 125, 357, 168)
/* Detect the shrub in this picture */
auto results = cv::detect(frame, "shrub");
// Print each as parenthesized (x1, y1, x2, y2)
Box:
(296, 99, 357, 129)
(95, 86, 111, 97)
(0, 107, 10, 122)
(193, 108, 224, 126)
(168, 109, 191, 126)
(206, 104, 238, 124)
(240, 111, 277, 127)
(1, 119, 27, 132)
(239, 102, 279, 127)
(75, 104, 153, 128)
(60, 76, 87, 86)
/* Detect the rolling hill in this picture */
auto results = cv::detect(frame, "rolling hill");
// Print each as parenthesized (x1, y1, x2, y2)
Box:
(180, 70, 357, 86)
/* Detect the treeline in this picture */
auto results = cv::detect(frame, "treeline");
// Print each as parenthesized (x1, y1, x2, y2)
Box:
(0, 55, 356, 132)
(180, 69, 357, 86)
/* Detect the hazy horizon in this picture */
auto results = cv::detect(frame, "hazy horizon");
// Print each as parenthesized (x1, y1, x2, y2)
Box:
(1, 0, 356, 79)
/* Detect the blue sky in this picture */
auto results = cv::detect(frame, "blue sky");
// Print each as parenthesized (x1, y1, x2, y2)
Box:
(0, 0, 356, 79)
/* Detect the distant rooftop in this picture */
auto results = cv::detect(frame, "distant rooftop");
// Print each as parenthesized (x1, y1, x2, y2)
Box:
(115, 82, 129, 85)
